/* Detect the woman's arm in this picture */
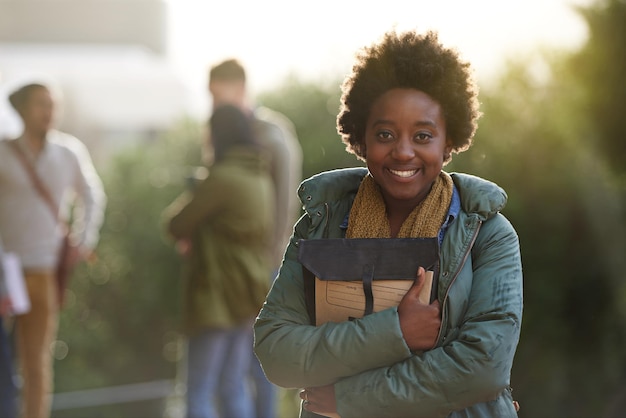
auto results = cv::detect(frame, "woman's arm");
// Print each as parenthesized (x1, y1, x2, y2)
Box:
(332, 214, 523, 417)
(256, 212, 522, 416)
(254, 215, 415, 388)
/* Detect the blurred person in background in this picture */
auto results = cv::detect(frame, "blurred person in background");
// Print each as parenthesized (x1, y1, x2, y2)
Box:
(164, 104, 275, 418)
(0, 82, 106, 418)
(208, 58, 303, 418)
(0, 237, 18, 418)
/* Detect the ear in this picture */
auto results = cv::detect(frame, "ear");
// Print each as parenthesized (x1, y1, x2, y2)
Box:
(356, 135, 367, 160)
(443, 139, 453, 162)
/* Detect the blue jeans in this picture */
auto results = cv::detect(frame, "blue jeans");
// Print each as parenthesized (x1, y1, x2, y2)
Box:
(0, 317, 17, 418)
(249, 269, 279, 418)
(250, 351, 276, 418)
(186, 321, 254, 418)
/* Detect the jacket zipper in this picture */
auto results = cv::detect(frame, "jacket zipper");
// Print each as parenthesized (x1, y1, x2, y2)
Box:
(322, 202, 330, 237)
(435, 219, 483, 346)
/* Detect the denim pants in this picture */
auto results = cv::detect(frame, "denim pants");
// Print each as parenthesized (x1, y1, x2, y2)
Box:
(0, 316, 17, 418)
(186, 321, 254, 418)
(249, 353, 276, 418)
(249, 272, 278, 418)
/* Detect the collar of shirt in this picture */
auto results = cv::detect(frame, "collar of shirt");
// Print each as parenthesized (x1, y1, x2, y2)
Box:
(339, 184, 461, 246)
(438, 185, 460, 246)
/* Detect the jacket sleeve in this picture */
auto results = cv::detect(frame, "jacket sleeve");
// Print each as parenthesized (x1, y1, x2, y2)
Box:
(333, 214, 523, 417)
(167, 175, 227, 240)
(254, 214, 415, 388)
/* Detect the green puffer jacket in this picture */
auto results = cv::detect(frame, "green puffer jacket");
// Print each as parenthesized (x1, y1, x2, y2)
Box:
(167, 147, 275, 335)
(254, 167, 523, 418)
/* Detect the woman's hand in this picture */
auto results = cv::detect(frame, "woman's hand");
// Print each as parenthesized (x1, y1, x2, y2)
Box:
(398, 267, 442, 351)
(300, 384, 339, 418)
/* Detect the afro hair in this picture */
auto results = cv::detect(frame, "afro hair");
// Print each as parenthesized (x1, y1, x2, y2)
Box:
(337, 30, 481, 162)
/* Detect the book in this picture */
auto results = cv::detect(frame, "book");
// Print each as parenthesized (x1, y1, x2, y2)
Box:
(298, 238, 439, 326)
(314, 271, 433, 325)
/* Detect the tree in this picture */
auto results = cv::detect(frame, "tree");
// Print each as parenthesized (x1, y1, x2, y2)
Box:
(448, 44, 626, 417)
(53, 118, 203, 417)
(568, 0, 626, 179)
(565, 1, 626, 414)
(257, 74, 364, 180)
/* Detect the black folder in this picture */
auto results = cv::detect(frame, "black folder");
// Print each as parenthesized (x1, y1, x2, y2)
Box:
(298, 238, 439, 325)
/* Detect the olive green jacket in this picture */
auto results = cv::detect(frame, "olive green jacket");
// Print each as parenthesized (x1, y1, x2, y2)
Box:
(166, 147, 275, 335)
(254, 167, 523, 417)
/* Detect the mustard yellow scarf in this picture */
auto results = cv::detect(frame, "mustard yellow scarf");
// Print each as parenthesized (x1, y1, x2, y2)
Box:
(346, 172, 453, 238)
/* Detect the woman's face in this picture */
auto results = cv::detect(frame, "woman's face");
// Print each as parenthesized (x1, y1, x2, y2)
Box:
(364, 88, 452, 210)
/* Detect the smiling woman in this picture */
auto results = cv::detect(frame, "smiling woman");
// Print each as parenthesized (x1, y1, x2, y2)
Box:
(363, 89, 453, 236)
(253, 28, 523, 418)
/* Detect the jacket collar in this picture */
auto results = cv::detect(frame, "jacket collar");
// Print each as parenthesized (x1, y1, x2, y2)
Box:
(298, 167, 368, 211)
(450, 172, 507, 221)
(298, 168, 507, 221)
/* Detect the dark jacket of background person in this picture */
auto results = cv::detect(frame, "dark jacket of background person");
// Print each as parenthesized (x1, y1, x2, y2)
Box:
(207, 58, 303, 275)
(254, 167, 523, 417)
(165, 133, 275, 336)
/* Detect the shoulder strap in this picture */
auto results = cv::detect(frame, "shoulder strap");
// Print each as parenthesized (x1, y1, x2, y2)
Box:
(8, 139, 61, 224)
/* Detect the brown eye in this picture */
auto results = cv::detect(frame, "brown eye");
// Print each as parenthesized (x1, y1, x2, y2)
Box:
(414, 132, 432, 142)
(377, 131, 394, 142)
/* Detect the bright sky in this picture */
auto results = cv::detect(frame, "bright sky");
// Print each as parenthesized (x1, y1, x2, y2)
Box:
(165, 0, 592, 112)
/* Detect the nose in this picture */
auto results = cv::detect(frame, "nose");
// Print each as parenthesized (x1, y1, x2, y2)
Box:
(391, 137, 415, 161)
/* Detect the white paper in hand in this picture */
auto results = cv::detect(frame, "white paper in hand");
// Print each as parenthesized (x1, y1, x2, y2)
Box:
(2, 253, 31, 315)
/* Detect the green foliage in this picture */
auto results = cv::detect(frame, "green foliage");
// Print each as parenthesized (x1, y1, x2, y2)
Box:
(257, 74, 364, 180)
(448, 40, 626, 418)
(567, 0, 626, 177)
(53, 118, 203, 417)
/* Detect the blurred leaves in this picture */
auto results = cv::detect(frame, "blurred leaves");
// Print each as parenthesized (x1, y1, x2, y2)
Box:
(53, 117, 203, 417)
(257, 74, 364, 179)
(446, 1, 626, 414)
(569, 0, 626, 177)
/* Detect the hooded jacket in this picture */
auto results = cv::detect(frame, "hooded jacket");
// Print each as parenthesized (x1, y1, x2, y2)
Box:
(254, 167, 523, 417)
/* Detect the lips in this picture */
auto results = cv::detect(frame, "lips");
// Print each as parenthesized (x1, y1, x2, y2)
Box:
(388, 168, 418, 178)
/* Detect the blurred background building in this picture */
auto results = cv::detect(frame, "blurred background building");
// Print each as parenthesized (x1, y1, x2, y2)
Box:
(0, 0, 194, 166)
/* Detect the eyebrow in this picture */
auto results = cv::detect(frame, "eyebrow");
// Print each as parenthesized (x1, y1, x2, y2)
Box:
(371, 119, 438, 128)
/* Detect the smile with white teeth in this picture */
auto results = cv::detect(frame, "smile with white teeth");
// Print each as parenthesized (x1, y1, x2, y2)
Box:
(388, 168, 417, 178)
